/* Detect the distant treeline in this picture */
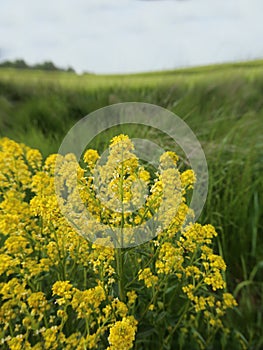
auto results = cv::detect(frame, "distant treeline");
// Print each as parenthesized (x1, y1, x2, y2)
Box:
(0, 59, 75, 72)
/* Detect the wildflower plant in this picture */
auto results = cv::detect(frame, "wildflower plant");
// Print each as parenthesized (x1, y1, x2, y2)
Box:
(0, 134, 238, 350)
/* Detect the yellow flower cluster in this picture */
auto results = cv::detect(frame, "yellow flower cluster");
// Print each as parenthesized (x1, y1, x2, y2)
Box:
(127, 291, 137, 306)
(0, 136, 237, 349)
(52, 281, 73, 305)
(138, 267, 158, 288)
(156, 242, 184, 275)
(28, 292, 49, 316)
(107, 316, 138, 350)
(83, 149, 100, 169)
(180, 169, 196, 190)
(71, 284, 106, 318)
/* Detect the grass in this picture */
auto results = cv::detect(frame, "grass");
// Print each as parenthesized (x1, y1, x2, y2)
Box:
(0, 59, 263, 349)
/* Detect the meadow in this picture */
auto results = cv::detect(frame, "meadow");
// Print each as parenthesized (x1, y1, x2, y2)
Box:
(0, 60, 262, 349)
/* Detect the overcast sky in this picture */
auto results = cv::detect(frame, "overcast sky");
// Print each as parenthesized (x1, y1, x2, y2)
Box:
(0, 0, 263, 74)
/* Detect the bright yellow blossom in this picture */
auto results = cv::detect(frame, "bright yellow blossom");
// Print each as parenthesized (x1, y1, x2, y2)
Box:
(108, 316, 137, 350)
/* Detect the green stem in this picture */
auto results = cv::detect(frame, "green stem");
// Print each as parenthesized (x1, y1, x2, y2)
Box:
(115, 145, 126, 301)
(116, 248, 125, 301)
(83, 267, 87, 289)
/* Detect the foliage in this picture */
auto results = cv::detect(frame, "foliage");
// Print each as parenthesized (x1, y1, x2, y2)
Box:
(0, 59, 75, 72)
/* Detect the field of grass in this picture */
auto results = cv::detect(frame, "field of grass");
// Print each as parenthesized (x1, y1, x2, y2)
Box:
(0, 60, 262, 348)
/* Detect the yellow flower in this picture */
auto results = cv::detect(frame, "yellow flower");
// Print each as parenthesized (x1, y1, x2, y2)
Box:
(182, 284, 195, 301)
(42, 326, 58, 349)
(138, 268, 158, 288)
(28, 292, 49, 316)
(127, 290, 137, 306)
(57, 309, 68, 320)
(52, 281, 73, 305)
(26, 148, 42, 170)
(7, 335, 23, 350)
(0, 278, 27, 300)
(44, 153, 63, 174)
(185, 266, 202, 280)
(208, 254, 226, 271)
(110, 134, 134, 150)
(83, 149, 99, 168)
(138, 168, 151, 183)
(65, 332, 82, 349)
(86, 333, 98, 349)
(0, 254, 19, 275)
(156, 242, 184, 275)
(180, 169, 196, 189)
(108, 316, 137, 350)
(159, 151, 179, 168)
(194, 296, 206, 312)
(148, 304, 155, 311)
(206, 295, 215, 307)
(223, 293, 238, 309)
(204, 270, 226, 291)
(4, 235, 33, 256)
(112, 298, 128, 318)
(71, 285, 106, 318)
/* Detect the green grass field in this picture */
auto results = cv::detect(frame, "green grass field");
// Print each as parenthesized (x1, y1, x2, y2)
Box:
(0, 60, 262, 348)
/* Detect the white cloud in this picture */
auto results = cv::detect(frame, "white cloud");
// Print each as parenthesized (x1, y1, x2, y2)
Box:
(0, 0, 262, 73)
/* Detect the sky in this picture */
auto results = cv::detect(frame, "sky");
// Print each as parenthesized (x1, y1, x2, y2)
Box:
(0, 0, 263, 74)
